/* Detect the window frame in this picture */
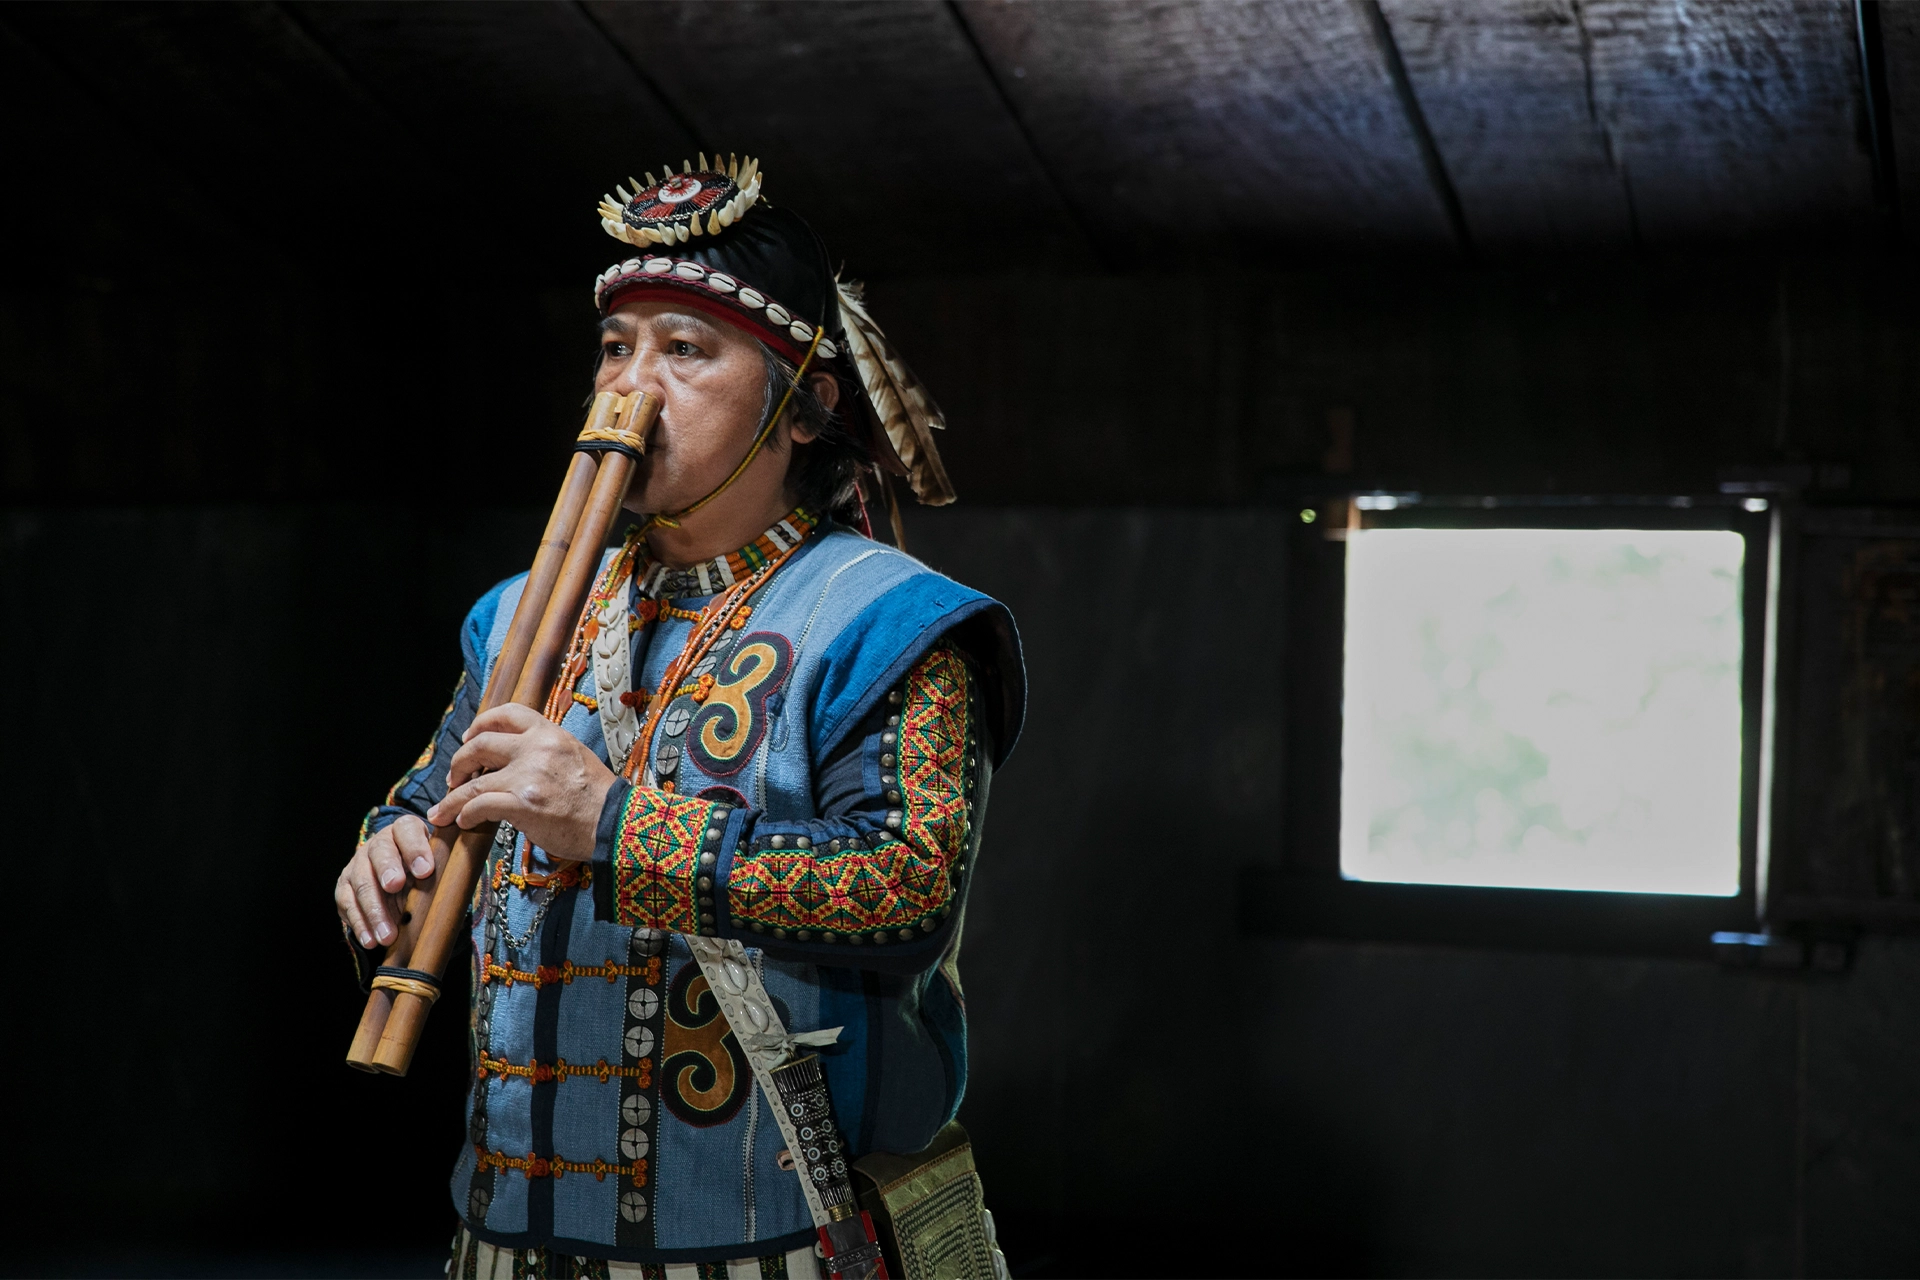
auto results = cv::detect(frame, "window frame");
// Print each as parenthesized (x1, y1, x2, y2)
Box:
(1249, 494, 1776, 958)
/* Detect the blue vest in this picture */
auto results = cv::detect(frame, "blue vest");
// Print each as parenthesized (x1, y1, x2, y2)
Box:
(454, 527, 1023, 1264)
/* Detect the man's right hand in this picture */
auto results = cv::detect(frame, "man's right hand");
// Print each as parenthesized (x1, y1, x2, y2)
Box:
(335, 815, 438, 949)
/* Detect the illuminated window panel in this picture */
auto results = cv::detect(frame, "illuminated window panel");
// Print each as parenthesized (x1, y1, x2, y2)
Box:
(1340, 527, 1745, 897)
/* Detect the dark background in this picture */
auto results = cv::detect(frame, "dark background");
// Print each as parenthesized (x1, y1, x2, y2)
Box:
(7, 2, 1920, 1276)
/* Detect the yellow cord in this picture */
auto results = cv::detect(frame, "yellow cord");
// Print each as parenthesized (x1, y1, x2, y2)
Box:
(648, 327, 827, 531)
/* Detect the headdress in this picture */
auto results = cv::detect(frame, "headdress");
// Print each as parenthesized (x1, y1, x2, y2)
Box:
(593, 154, 954, 507)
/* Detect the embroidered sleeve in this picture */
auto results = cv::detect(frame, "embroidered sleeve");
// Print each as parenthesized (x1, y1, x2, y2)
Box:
(732, 644, 978, 945)
(604, 641, 984, 961)
(609, 788, 736, 934)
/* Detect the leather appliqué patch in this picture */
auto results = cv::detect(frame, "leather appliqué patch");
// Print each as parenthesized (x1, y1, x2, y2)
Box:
(687, 631, 791, 777)
(661, 962, 750, 1128)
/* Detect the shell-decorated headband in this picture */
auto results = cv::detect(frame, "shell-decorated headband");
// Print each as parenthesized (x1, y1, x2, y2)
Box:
(593, 256, 842, 362)
(597, 153, 762, 245)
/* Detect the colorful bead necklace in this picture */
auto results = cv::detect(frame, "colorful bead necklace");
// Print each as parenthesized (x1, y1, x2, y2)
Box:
(636, 507, 818, 601)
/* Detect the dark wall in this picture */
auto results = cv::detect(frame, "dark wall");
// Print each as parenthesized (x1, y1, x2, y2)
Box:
(10, 254, 1920, 508)
(7, 503, 1920, 1278)
(0, 506, 540, 1275)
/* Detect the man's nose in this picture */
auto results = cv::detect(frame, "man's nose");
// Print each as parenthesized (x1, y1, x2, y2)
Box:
(610, 362, 671, 420)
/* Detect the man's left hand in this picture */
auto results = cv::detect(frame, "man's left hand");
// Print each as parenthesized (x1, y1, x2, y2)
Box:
(428, 703, 615, 861)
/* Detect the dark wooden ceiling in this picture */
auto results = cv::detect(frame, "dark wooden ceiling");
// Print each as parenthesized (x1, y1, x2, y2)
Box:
(4, 0, 1914, 291)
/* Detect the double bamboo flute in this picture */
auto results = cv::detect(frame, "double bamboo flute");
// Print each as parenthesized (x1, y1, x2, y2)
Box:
(346, 389, 659, 1076)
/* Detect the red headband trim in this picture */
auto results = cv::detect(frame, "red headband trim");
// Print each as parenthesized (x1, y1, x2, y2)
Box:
(602, 278, 816, 365)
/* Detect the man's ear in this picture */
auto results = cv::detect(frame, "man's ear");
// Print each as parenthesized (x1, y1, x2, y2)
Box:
(787, 370, 841, 445)
(810, 369, 840, 413)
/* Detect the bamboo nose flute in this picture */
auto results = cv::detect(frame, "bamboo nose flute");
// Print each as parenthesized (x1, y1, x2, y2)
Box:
(346, 389, 659, 1076)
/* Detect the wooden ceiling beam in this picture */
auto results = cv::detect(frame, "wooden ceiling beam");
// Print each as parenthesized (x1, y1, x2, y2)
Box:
(1876, 0, 1920, 238)
(3, 0, 1891, 278)
(567, 0, 708, 147)
(942, 0, 1111, 270)
(1376, 0, 1636, 250)
(951, 0, 1458, 262)
(1382, 0, 1877, 251)
(1573, 0, 1875, 244)
(1356, 0, 1474, 257)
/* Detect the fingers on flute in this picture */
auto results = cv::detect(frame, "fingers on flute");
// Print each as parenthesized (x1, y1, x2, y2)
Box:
(432, 761, 519, 828)
(338, 863, 382, 947)
(444, 731, 521, 791)
(461, 702, 542, 743)
(335, 872, 370, 948)
(348, 859, 398, 946)
(367, 832, 408, 894)
(451, 788, 522, 832)
(392, 813, 435, 879)
(428, 779, 476, 829)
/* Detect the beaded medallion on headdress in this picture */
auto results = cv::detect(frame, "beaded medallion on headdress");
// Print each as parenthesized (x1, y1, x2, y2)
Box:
(598, 154, 763, 247)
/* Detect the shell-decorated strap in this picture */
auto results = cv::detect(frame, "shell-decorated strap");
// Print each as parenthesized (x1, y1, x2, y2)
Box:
(591, 563, 640, 770)
(685, 936, 846, 1230)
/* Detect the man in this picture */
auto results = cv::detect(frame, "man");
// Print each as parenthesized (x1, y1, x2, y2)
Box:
(335, 155, 1023, 1276)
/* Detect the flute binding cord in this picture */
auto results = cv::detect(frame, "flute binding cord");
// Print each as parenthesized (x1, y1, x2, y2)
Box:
(372, 966, 441, 1004)
(575, 390, 651, 459)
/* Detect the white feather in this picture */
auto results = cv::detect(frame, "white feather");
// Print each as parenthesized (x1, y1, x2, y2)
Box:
(836, 279, 955, 505)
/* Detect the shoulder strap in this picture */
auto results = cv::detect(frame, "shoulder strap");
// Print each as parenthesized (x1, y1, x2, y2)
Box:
(686, 940, 888, 1277)
(685, 937, 839, 1226)
(590, 562, 640, 768)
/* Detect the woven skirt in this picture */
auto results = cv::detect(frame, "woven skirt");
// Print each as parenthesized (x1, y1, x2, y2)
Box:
(448, 1226, 824, 1280)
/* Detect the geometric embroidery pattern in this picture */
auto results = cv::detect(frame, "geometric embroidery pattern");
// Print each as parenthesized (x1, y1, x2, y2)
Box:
(611, 789, 724, 934)
(727, 644, 975, 940)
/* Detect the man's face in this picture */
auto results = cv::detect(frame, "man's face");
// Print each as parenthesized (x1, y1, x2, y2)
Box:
(596, 297, 773, 516)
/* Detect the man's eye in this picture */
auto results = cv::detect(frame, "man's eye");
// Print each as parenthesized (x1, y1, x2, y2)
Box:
(670, 340, 698, 358)
(602, 342, 632, 359)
